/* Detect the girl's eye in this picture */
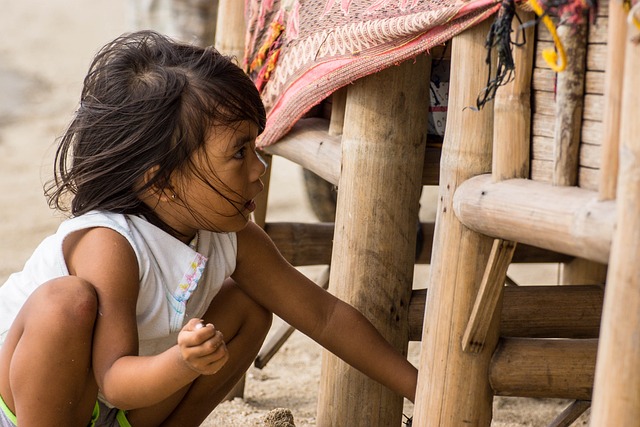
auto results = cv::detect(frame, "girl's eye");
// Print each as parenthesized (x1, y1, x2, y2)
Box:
(233, 147, 247, 160)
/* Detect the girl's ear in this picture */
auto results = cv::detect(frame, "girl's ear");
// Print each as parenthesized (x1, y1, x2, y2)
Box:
(138, 165, 175, 203)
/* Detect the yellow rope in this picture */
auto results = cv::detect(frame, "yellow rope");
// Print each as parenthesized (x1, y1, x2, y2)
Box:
(628, 1, 640, 31)
(528, 0, 567, 72)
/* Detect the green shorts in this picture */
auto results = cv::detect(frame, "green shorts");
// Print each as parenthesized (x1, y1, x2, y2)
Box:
(0, 393, 130, 427)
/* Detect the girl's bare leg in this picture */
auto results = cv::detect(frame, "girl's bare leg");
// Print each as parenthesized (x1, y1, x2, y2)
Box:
(127, 279, 272, 427)
(0, 277, 99, 427)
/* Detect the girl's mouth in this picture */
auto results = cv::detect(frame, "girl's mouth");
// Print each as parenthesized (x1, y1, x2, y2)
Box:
(244, 199, 256, 212)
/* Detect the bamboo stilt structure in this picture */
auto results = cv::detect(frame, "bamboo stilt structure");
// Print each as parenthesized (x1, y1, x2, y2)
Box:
(454, 176, 616, 264)
(548, 400, 591, 427)
(316, 55, 430, 426)
(213, 0, 245, 62)
(409, 285, 603, 341)
(551, 23, 608, 285)
(462, 239, 516, 353)
(598, 0, 627, 201)
(490, 338, 597, 400)
(265, 221, 571, 267)
(413, 21, 496, 426)
(462, 10, 534, 355)
(590, 17, 640, 426)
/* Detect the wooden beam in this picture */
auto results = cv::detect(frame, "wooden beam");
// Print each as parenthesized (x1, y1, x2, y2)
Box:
(413, 21, 496, 426)
(548, 400, 591, 427)
(453, 175, 616, 263)
(462, 239, 517, 353)
(408, 285, 603, 341)
(266, 221, 570, 266)
(213, 0, 244, 60)
(263, 117, 441, 187)
(316, 55, 431, 426)
(590, 15, 640, 426)
(490, 338, 597, 400)
(598, 0, 627, 201)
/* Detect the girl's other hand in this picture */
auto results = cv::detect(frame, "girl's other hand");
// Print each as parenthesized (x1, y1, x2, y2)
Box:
(177, 318, 229, 375)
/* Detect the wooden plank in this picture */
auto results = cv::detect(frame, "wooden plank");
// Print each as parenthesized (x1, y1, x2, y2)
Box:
(490, 338, 598, 400)
(579, 143, 602, 169)
(578, 166, 600, 191)
(454, 175, 616, 264)
(462, 239, 517, 353)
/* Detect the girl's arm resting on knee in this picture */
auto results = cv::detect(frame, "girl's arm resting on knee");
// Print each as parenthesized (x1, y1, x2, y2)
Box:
(65, 228, 223, 410)
(233, 223, 418, 402)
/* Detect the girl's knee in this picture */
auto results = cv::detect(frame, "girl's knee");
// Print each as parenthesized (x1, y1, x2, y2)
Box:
(29, 276, 99, 327)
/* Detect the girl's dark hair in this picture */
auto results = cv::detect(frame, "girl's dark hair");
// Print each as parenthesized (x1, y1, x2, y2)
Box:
(45, 30, 266, 231)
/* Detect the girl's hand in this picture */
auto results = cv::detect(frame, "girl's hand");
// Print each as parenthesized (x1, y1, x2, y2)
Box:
(177, 318, 229, 375)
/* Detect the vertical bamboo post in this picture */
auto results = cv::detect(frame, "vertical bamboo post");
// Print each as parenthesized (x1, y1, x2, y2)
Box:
(170, 0, 219, 46)
(316, 55, 431, 426)
(214, 0, 245, 61)
(552, 23, 587, 187)
(413, 20, 496, 426)
(492, 10, 534, 182)
(590, 19, 640, 426)
(553, 22, 607, 285)
(461, 11, 534, 354)
(598, 0, 628, 201)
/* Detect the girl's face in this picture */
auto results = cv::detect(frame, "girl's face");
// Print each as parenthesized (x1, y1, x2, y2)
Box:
(163, 120, 267, 239)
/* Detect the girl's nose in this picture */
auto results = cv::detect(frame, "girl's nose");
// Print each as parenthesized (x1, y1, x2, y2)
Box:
(255, 150, 268, 177)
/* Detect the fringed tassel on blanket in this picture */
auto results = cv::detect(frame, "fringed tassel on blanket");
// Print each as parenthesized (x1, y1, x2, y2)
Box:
(477, 0, 521, 109)
(477, 0, 598, 109)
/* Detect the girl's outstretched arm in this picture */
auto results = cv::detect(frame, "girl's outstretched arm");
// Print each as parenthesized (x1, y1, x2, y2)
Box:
(232, 222, 418, 401)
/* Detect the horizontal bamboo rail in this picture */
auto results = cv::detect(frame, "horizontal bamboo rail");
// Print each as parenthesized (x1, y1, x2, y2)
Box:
(453, 175, 615, 263)
(490, 338, 597, 400)
(408, 285, 603, 341)
(262, 118, 441, 187)
(264, 221, 571, 266)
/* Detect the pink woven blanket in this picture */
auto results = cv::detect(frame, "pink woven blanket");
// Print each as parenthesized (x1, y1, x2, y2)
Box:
(244, 0, 501, 147)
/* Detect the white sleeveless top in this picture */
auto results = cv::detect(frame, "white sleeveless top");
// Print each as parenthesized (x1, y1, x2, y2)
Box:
(0, 211, 237, 355)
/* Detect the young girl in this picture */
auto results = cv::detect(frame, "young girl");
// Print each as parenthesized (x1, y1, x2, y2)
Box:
(0, 31, 417, 427)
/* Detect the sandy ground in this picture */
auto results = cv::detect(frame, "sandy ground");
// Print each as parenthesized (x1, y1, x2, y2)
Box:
(0, 1, 591, 426)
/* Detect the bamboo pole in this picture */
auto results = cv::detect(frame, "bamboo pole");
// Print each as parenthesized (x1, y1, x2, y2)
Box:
(264, 118, 441, 187)
(413, 21, 496, 426)
(213, 0, 245, 61)
(462, 239, 516, 353)
(590, 17, 640, 426)
(598, 0, 628, 201)
(548, 401, 591, 427)
(316, 55, 431, 426)
(462, 10, 535, 356)
(410, 285, 603, 341)
(265, 221, 570, 267)
(171, 0, 219, 46)
(454, 175, 616, 264)
(490, 338, 597, 400)
(492, 10, 534, 182)
(552, 23, 588, 187)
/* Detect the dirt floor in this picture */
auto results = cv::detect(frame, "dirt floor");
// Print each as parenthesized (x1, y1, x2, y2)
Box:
(0, 0, 590, 425)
